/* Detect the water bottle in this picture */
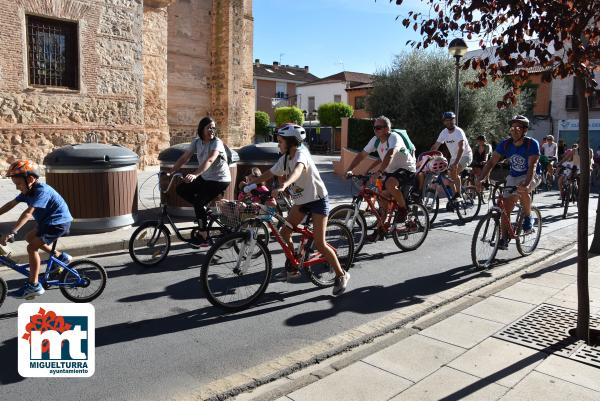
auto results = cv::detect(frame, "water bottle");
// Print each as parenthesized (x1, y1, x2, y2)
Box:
(375, 177, 383, 192)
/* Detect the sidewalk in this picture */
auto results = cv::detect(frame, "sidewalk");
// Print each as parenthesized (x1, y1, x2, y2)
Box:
(0, 156, 347, 264)
(235, 249, 600, 401)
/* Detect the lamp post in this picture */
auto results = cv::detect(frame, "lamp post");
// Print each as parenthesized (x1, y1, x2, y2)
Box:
(448, 38, 468, 125)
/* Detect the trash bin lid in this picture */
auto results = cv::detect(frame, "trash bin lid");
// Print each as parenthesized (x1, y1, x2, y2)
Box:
(43, 143, 139, 168)
(237, 143, 281, 163)
(158, 142, 239, 164)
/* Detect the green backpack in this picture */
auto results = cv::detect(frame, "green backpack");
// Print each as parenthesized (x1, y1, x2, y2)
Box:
(374, 129, 416, 156)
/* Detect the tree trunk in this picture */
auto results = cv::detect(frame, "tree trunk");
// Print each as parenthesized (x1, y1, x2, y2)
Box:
(575, 74, 591, 343)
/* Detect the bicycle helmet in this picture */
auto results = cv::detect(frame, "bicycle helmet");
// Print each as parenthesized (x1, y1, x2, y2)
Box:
(277, 124, 306, 143)
(442, 111, 456, 120)
(509, 115, 529, 128)
(427, 156, 449, 173)
(5, 160, 40, 178)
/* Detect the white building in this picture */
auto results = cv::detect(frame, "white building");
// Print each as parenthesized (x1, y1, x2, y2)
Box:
(296, 71, 372, 118)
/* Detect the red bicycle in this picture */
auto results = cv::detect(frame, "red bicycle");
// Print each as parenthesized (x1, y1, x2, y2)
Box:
(200, 193, 354, 311)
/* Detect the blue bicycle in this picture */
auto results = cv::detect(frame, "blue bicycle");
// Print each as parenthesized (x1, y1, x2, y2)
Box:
(0, 240, 107, 307)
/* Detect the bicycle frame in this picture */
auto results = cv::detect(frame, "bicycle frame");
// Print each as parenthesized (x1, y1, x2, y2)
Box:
(489, 188, 526, 240)
(0, 254, 84, 288)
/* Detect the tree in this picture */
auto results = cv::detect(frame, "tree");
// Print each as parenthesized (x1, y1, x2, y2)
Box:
(317, 102, 354, 127)
(366, 50, 530, 151)
(255, 111, 270, 141)
(389, 0, 599, 344)
(274, 106, 304, 127)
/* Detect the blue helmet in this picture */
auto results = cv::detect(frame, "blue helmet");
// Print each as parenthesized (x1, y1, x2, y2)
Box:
(442, 111, 456, 120)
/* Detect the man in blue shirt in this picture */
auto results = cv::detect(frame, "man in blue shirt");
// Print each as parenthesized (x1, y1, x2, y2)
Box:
(0, 160, 73, 299)
(477, 116, 541, 249)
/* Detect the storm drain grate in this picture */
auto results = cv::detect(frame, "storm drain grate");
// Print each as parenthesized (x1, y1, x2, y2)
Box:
(494, 303, 600, 367)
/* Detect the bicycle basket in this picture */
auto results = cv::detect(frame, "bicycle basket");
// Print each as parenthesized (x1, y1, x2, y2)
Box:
(215, 200, 261, 227)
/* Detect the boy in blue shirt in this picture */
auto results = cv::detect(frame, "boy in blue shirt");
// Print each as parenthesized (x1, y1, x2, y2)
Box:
(477, 116, 541, 249)
(0, 160, 73, 299)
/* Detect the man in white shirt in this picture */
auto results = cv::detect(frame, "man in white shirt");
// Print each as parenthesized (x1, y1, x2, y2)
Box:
(431, 111, 473, 197)
(541, 134, 558, 180)
(346, 116, 417, 240)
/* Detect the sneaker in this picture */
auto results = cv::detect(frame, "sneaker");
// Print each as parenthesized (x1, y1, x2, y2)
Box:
(12, 282, 45, 299)
(446, 201, 455, 212)
(332, 272, 350, 296)
(275, 261, 301, 281)
(522, 215, 533, 233)
(497, 238, 510, 250)
(58, 252, 72, 265)
(366, 229, 384, 243)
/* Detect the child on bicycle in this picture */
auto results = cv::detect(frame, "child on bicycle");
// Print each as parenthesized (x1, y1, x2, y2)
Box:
(247, 124, 350, 296)
(237, 167, 270, 203)
(0, 160, 73, 299)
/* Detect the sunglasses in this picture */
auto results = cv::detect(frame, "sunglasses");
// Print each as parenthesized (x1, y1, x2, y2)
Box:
(374, 125, 387, 130)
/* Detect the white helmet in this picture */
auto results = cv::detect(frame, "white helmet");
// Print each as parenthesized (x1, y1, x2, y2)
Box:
(509, 115, 529, 128)
(277, 124, 306, 143)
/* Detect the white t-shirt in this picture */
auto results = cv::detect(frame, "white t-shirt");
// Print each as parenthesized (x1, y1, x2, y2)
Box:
(363, 132, 416, 173)
(270, 146, 328, 205)
(187, 137, 231, 182)
(541, 142, 557, 158)
(436, 127, 473, 162)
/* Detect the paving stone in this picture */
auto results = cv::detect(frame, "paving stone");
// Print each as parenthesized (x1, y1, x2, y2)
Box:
(389, 366, 508, 401)
(494, 282, 560, 305)
(521, 271, 575, 290)
(461, 296, 534, 324)
(363, 334, 465, 382)
(535, 354, 600, 392)
(551, 284, 600, 310)
(499, 371, 600, 401)
(286, 361, 412, 401)
(448, 338, 546, 387)
(419, 313, 504, 349)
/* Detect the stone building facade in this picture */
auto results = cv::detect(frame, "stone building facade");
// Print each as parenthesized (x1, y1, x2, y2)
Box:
(0, 0, 255, 169)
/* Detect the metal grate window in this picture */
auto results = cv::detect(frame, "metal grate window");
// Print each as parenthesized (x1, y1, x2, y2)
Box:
(26, 15, 78, 89)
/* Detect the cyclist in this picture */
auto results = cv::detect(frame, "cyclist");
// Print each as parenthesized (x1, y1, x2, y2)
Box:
(472, 134, 492, 178)
(541, 135, 558, 185)
(345, 116, 417, 242)
(169, 116, 231, 247)
(431, 111, 473, 202)
(0, 160, 73, 299)
(248, 124, 350, 296)
(558, 142, 594, 195)
(477, 115, 541, 249)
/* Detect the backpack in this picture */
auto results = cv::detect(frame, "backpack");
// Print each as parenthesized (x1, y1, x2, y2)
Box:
(502, 136, 533, 154)
(374, 129, 416, 157)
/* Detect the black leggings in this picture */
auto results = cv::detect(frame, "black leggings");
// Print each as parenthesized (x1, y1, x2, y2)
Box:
(176, 176, 230, 227)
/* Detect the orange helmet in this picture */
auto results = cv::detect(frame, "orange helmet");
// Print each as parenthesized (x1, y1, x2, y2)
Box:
(5, 160, 40, 178)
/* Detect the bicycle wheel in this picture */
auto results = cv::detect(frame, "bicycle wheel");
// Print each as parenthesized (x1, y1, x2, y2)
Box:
(305, 221, 354, 288)
(0, 277, 6, 309)
(129, 221, 171, 267)
(422, 188, 439, 224)
(392, 203, 429, 251)
(59, 260, 107, 303)
(235, 218, 271, 258)
(454, 186, 482, 223)
(201, 232, 272, 311)
(471, 214, 500, 269)
(363, 199, 379, 230)
(329, 204, 367, 254)
(516, 206, 542, 256)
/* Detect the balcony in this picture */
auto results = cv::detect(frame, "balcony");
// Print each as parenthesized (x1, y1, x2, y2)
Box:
(566, 92, 600, 111)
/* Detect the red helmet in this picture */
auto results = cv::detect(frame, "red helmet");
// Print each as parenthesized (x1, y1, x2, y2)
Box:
(427, 156, 449, 173)
(5, 160, 40, 178)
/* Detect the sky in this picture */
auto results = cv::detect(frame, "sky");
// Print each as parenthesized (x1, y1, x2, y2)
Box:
(252, 0, 480, 79)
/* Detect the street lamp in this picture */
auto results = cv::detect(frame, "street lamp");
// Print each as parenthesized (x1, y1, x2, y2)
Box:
(448, 38, 468, 125)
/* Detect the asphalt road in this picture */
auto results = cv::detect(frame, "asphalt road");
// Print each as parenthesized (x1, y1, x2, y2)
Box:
(0, 189, 596, 401)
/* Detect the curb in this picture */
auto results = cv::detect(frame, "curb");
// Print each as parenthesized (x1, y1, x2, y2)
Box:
(178, 239, 579, 401)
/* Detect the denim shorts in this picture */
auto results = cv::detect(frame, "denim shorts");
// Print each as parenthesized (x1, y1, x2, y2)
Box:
(37, 222, 71, 245)
(299, 196, 330, 216)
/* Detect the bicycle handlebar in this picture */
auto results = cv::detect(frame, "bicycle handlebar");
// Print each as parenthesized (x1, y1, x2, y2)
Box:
(159, 171, 183, 193)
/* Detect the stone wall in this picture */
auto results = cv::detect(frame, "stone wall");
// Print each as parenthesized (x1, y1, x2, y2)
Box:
(0, 0, 148, 169)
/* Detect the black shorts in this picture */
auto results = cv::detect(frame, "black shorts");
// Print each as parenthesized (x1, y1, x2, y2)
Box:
(298, 196, 330, 216)
(383, 169, 415, 188)
(37, 222, 71, 245)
